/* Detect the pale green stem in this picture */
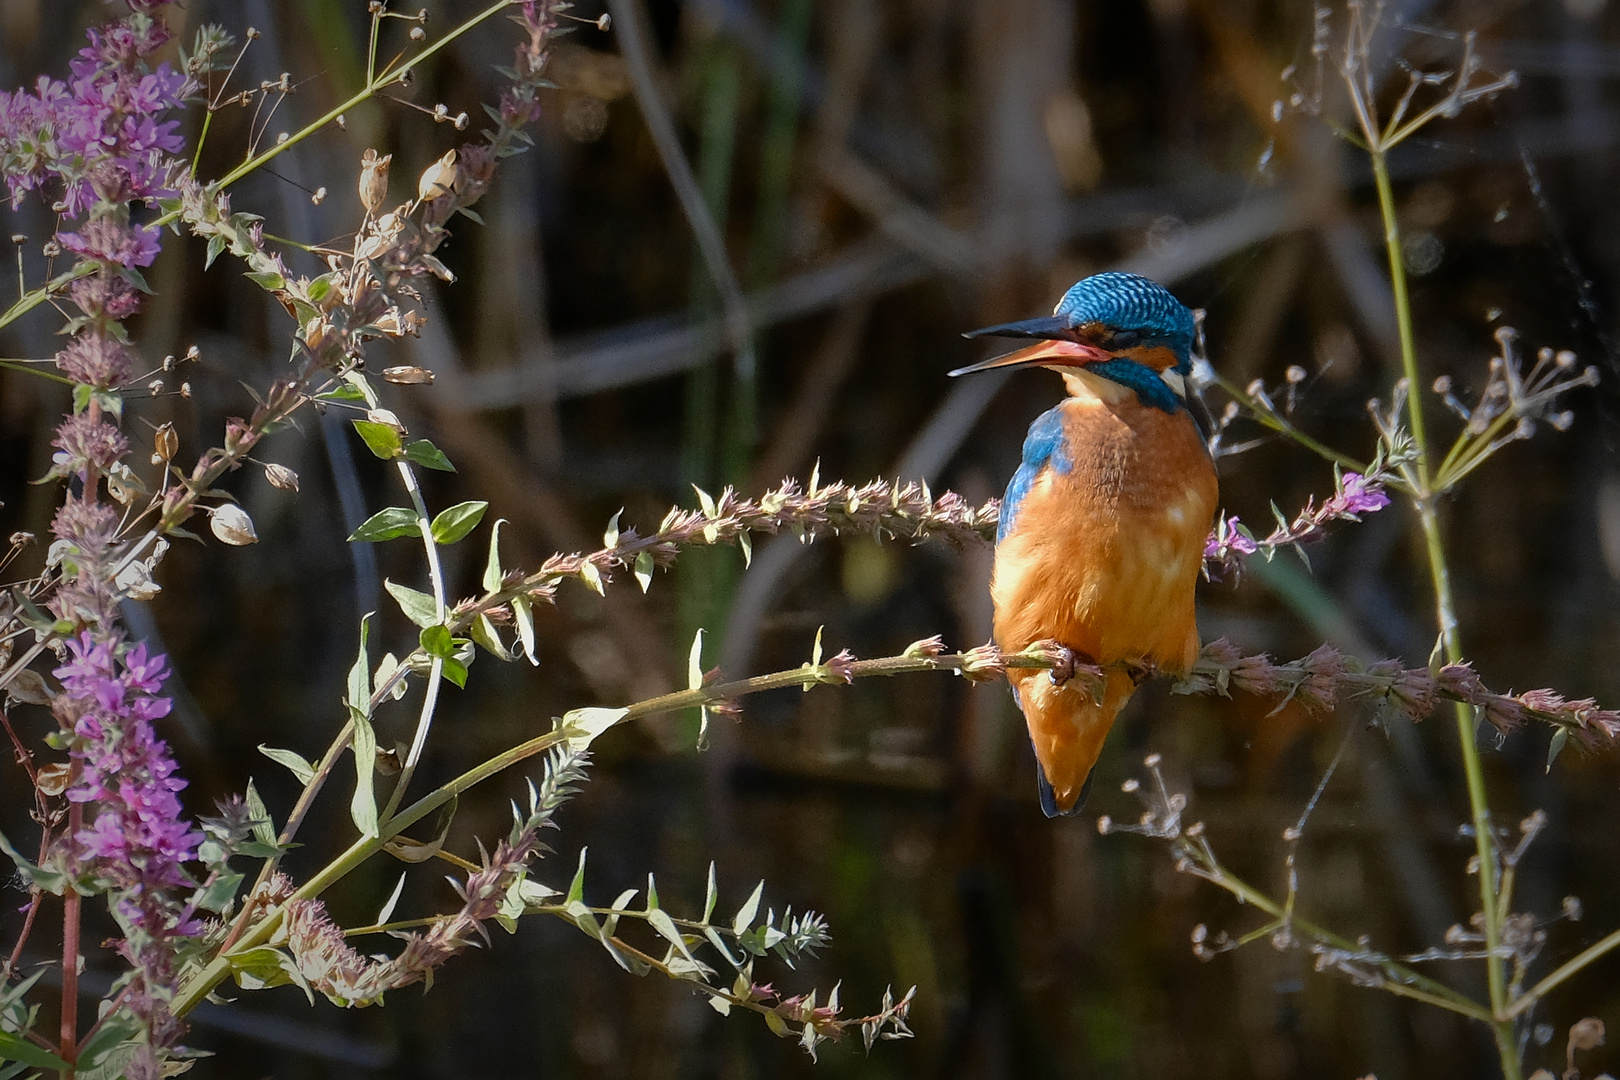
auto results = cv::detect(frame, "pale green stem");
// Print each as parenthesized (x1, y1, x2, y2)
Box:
(1209, 374, 1373, 476)
(1506, 926, 1620, 1020)
(1370, 146, 1516, 1074)
(380, 457, 446, 822)
(0, 359, 71, 384)
(1188, 850, 1492, 1022)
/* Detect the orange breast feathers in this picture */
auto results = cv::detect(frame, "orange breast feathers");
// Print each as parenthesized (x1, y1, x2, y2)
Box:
(992, 378, 1217, 813)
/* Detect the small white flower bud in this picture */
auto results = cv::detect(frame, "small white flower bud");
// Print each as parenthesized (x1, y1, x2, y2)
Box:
(210, 503, 259, 546)
(417, 149, 458, 202)
(358, 149, 392, 214)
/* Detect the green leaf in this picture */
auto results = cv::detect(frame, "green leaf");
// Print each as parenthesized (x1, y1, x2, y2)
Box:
(733, 880, 764, 936)
(258, 744, 315, 784)
(560, 706, 628, 752)
(374, 652, 409, 701)
(73, 1018, 141, 1075)
(419, 624, 454, 659)
(346, 615, 373, 714)
(244, 778, 277, 846)
(694, 485, 717, 517)
(483, 519, 506, 592)
(349, 705, 378, 839)
(349, 507, 421, 542)
(634, 551, 655, 593)
(347, 617, 378, 839)
(688, 627, 712, 747)
(385, 578, 439, 628)
(687, 628, 706, 690)
(648, 906, 695, 960)
(352, 420, 403, 460)
(195, 869, 245, 913)
(430, 501, 488, 545)
(386, 794, 457, 864)
(0, 828, 65, 894)
(228, 946, 299, 994)
(579, 560, 605, 596)
(603, 508, 623, 549)
(567, 847, 589, 904)
(204, 233, 226, 269)
(469, 613, 508, 659)
(704, 925, 740, 967)
(244, 269, 286, 291)
(441, 654, 469, 688)
(377, 872, 407, 926)
(512, 594, 538, 666)
(76, 1043, 144, 1080)
(0, 1029, 71, 1070)
(314, 382, 367, 403)
(416, 627, 470, 686)
(739, 529, 752, 568)
(404, 439, 456, 472)
(1547, 727, 1571, 772)
(703, 862, 719, 923)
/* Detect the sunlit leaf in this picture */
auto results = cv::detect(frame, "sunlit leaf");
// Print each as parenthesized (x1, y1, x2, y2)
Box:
(403, 439, 455, 472)
(258, 744, 315, 784)
(430, 501, 488, 545)
(483, 519, 506, 592)
(385, 578, 439, 628)
(349, 507, 421, 542)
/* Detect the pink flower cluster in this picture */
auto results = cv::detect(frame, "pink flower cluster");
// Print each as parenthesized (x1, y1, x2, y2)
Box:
(0, 11, 184, 220)
(53, 630, 201, 1078)
(57, 632, 201, 890)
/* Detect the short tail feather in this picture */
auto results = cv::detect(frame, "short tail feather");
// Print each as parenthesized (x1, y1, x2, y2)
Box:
(1012, 667, 1138, 817)
(1037, 764, 1098, 818)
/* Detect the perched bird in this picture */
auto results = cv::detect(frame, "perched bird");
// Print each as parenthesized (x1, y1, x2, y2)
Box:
(951, 272, 1218, 817)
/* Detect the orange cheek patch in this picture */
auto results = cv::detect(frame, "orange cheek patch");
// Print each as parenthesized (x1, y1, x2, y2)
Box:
(1116, 344, 1181, 372)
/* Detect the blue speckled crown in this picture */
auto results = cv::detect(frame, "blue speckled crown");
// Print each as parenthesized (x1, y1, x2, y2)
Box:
(1055, 272, 1195, 366)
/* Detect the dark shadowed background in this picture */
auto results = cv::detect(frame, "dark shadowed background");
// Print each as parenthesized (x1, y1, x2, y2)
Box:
(4, 0, 1620, 1076)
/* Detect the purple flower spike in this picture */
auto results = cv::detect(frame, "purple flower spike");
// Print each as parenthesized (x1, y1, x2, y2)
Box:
(53, 629, 202, 1077)
(1332, 472, 1392, 517)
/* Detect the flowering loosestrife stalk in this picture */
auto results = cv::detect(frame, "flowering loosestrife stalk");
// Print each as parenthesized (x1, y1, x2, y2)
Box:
(51, 636, 201, 1071)
(0, 2, 213, 1075)
(3, 0, 924, 1069)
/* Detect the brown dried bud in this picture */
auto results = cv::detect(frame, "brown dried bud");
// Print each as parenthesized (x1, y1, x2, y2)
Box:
(36, 761, 71, 797)
(263, 463, 300, 492)
(381, 365, 434, 385)
(1568, 1018, 1605, 1069)
(358, 149, 392, 214)
(153, 421, 178, 462)
(417, 149, 458, 202)
(6, 668, 53, 705)
(10, 531, 35, 548)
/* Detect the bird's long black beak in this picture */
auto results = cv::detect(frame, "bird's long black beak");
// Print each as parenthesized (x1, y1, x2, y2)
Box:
(960, 315, 1073, 341)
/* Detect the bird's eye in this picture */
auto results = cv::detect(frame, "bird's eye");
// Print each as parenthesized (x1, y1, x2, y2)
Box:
(1109, 329, 1141, 350)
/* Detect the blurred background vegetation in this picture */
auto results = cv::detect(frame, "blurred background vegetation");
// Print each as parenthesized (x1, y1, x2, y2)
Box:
(4, 0, 1620, 1076)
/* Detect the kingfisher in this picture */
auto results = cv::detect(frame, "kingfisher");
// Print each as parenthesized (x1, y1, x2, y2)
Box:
(951, 272, 1218, 817)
